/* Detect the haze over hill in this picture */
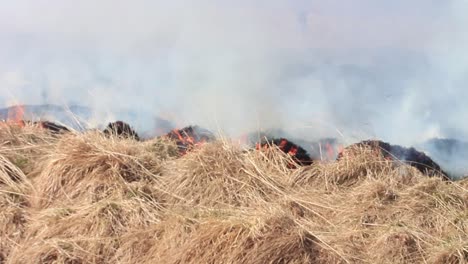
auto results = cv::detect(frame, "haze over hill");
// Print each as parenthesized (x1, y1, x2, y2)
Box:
(0, 104, 175, 137)
(1, 0, 468, 146)
(1, 1, 468, 178)
(2, 103, 468, 179)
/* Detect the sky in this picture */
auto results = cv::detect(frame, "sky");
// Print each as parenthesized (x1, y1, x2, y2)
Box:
(0, 0, 467, 145)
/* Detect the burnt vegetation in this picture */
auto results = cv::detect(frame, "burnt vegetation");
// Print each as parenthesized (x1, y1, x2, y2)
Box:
(103, 121, 140, 140)
(256, 137, 314, 166)
(164, 125, 215, 155)
(339, 140, 450, 180)
(36, 121, 71, 134)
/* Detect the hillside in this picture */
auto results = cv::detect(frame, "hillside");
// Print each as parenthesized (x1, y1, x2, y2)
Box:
(0, 123, 467, 264)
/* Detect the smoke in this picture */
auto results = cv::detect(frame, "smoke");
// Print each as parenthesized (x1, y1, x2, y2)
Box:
(1, 0, 468, 177)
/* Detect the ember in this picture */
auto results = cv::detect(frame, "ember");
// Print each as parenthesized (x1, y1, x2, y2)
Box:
(245, 130, 342, 162)
(165, 125, 215, 155)
(103, 121, 140, 140)
(256, 138, 313, 166)
(338, 140, 449, 180)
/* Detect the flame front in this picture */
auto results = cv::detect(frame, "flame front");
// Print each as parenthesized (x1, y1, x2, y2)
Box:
(166, 126, 212, 155)
(6, 105, 25, 127)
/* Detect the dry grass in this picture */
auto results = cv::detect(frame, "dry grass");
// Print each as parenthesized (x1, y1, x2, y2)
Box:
(161, 141, 291, 209)
(0, 188, 29, 263)
(111, 205, 342, 264)
(0, 154, 30, 263)
(0, 124, 467, 263)
(0, 123, 58, 175)
(29, 131, 174, 208)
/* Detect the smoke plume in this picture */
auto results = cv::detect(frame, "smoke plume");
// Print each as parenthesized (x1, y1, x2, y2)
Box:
(0, 0, 467, 178)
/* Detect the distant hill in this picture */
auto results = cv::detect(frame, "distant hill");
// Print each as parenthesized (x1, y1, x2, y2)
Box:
(0, 104, 175, 137)
(0, 104, 92, 130)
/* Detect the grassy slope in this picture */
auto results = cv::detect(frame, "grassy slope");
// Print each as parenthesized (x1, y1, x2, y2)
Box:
(0, 124, 467, 264)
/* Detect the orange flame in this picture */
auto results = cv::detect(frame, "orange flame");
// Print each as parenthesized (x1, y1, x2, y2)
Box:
(288, 146, 298, 156)
(167, 127, 209, 155)
(7, 105, 25, 127)
(279, 139, 288, 149)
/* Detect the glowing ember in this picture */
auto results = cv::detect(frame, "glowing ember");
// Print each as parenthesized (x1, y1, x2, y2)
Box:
(256, 138, 313, 166)
(165, 125, 215, 155)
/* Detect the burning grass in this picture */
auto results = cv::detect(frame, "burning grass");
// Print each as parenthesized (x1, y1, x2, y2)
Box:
(0, 123, 467, 263)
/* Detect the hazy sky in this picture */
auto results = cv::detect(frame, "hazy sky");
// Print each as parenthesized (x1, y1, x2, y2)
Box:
(0, 0, 467, 143)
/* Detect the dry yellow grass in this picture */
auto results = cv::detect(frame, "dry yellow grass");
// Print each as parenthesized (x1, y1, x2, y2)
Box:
(28, 131, 175, 209)
(0, 123, 58, 175)
(160, 141, 292, 209)
(0, 153, 30, 263)
(0, 124, 466, 263)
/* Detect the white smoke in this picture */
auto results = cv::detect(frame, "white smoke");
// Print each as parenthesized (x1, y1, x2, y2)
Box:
(1, 0, 468, 177)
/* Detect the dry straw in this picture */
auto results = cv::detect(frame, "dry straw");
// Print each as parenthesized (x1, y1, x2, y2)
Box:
(0, 124, 466, 263)
(160, 141, 293, 209)
(0, 153, 30, 262)
(29, 131, 175, 208)
(0, 123, 58, 175)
